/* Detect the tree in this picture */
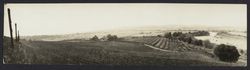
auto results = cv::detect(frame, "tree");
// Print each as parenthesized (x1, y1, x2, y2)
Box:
(113, 35, 118, 40)
(106, 34, 118, 41)
(90, 35, 99, 41)
(107, 34, 113, 41)
(164, 32, 172, 38)
(214, 44, 240, 62)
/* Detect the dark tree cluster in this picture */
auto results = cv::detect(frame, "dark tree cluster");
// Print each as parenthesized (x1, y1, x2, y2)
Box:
(107, 34, 118, 41)
(172, 32, 183, 37)
(214, 44, 240, 62)
(190, 31, 210, 36)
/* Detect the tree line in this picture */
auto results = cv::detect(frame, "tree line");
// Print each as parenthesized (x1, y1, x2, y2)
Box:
(162, 31, 214, 49)
(90, 34, 119, 41)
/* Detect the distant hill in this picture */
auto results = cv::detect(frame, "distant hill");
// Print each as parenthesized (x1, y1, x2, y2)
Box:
(20, 25, 246, 41)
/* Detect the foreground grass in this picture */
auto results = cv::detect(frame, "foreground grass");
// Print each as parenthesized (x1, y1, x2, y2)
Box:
(3, 39, 244, 66)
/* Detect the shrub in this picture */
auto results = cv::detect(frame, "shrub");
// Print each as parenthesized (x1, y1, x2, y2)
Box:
(157, 35, 162, 37)
(203, 40, 215, 49)
(214, 44, 240, 62)
(239, 49, 245, 55)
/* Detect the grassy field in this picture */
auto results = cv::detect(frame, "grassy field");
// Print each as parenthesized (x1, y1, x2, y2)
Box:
(3, 37, 245, 66)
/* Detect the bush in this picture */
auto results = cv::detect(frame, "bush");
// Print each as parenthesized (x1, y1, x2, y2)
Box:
(203, 40, 215, 49)
(157, 35, 162, 37)
(214, 44, 240, 62)
(239, 49, 245, 55)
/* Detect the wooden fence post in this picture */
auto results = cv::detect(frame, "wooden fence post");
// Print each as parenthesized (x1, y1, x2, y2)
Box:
(18, 30, 20, 42)
(7, 8, 14, 48)
(15, 23, 18, 42)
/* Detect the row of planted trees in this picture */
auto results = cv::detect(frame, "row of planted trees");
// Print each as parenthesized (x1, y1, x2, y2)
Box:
(161, 31, 213, 49)
(7, 8, 21, 49)
(161, 31, 240, 62)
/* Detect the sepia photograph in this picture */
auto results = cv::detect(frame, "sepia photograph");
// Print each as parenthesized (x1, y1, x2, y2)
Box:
(3, 3, 247, 66)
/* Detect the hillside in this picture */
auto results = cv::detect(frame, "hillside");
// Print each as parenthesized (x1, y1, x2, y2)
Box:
(3, 37, 246, 66)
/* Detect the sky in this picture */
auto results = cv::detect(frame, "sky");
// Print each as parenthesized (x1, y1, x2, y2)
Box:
(4, 3, 247, 36)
